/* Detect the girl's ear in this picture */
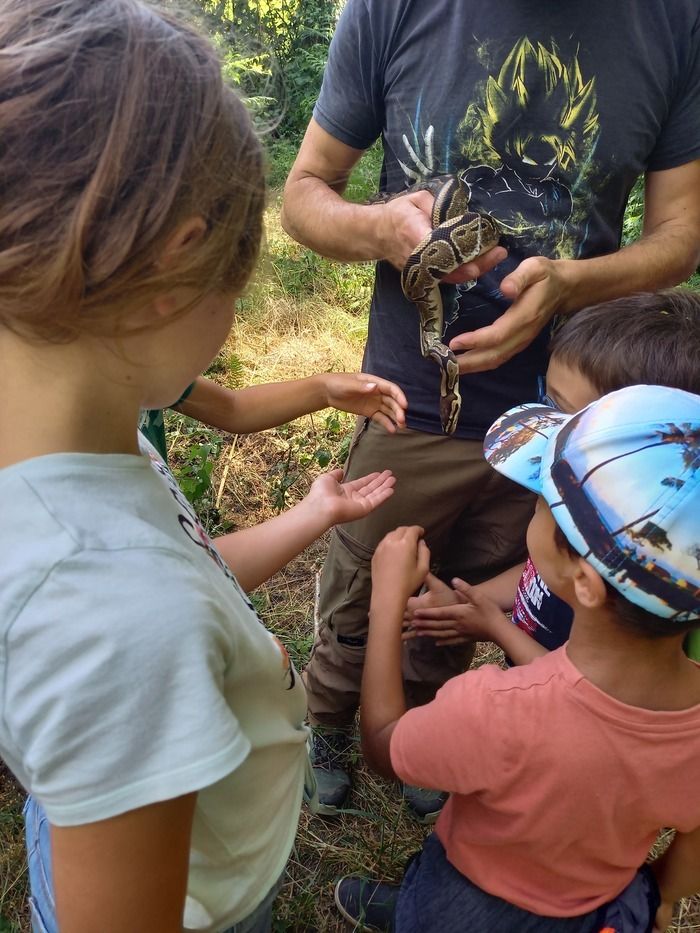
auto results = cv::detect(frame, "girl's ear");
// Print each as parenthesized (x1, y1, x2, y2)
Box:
(152, 216, 208, 318)
(159, 216, 208, 269)
(572, 557, 607, 609)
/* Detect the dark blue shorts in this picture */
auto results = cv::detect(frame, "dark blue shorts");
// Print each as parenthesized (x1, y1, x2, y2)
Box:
(395, 833, 660, 933)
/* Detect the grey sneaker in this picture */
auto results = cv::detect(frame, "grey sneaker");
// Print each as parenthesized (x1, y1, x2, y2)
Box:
(402, 785, 448, 824)
(334, 876, 399, 931)
(307, 727, 353, 815)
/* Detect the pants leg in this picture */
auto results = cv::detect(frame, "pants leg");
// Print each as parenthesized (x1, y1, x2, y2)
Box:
(24, 796, 57, 933)
(304, 420, 534, 725)
(394, 833, 645, 933)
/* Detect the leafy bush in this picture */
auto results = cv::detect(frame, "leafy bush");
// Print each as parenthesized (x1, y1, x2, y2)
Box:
(192, 0, 341, 138)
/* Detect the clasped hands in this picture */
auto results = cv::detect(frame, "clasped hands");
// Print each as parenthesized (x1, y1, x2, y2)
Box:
(370, 525, 509, 645)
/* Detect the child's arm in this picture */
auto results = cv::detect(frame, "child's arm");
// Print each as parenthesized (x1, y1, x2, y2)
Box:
(473, 563, 526, 610)
(650, 825, 700, 932)
(52, 794, 196, 933)
(404, 563, 525, 622)
(175, 372, 407, 434)
(215, 468, 395, 592)
(360, 526, 430, 779)
(409, 578, 548, 664)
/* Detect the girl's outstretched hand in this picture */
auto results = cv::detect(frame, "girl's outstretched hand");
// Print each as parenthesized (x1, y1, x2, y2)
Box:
(323, 372, 408, 432)
(371, 526, 431, 606)
(308, 468, 396, 525)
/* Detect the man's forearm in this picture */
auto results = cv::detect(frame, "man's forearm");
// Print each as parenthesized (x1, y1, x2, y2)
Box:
(559, 220, 700, 316)
(281, 174, 388, 263)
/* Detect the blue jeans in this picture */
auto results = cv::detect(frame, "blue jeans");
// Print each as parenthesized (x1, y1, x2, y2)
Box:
(23, 796, 281, 933)
(395, 833, 660, 933)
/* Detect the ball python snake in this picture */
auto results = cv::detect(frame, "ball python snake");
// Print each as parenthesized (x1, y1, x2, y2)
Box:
(374, 175, 501, 434)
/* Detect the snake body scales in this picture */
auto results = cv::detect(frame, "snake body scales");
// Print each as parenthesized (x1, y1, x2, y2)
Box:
(373, 175, 501, 434)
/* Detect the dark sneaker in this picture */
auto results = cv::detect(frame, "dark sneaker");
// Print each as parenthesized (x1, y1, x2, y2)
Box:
(402, 785, 448, 824)
(334, 876, 399, 932)
(307, 727, 353, 815)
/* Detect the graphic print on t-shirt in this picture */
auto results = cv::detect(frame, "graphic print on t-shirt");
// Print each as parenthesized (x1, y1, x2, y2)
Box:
(393, 38, 601, 264)
(512, 557, 574, 652)
(146, 449, 298, 690)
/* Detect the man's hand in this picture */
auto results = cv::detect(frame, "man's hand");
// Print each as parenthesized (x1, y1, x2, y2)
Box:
(450, 256, 573, 374)
(322, 372, 407, 432)
(371, 526, 431, 607)
(307, 468, 395, 526)
(409, 577, 510, 646)
(378, 190, 507, 282)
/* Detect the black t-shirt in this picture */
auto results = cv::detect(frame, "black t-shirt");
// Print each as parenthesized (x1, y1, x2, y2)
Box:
(315, 0, 700, 437)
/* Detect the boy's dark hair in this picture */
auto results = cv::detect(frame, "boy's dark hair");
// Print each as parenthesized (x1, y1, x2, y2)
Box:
(550, 289, 700, 396)
(552, 525, 699, 640)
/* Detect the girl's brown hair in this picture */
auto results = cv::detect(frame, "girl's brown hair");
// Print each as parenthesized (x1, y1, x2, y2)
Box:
(0, 0, 265, 341)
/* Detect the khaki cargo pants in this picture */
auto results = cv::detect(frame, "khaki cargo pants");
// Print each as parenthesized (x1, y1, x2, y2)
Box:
(304, 418, 535, 726)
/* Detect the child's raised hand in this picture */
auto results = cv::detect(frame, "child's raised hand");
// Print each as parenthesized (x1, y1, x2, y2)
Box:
(371, 526, 431, 603)
(307, 468, 395, 525)
(323, 372, 407, 432)
(409, 577, 509, 646)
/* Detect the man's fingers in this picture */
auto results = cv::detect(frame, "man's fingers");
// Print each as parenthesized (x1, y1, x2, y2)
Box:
(371, 411, 398, 433)
(498, 255, 549, 300)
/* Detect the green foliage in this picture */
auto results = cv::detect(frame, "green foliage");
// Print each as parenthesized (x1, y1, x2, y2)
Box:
(192, 0, 341, 138)
(269, 410, 353, 511)
(166, 416, 226, 532)
(622, 176, 644, 246)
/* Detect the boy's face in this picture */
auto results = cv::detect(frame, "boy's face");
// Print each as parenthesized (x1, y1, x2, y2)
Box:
(526, 497, 574, 602)
(545, 356, 600, 414)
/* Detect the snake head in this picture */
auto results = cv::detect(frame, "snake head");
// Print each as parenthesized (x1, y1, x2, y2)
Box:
(462, 211, 502, 254)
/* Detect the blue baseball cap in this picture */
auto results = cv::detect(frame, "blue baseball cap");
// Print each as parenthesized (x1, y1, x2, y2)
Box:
(483, 385, 700, 622)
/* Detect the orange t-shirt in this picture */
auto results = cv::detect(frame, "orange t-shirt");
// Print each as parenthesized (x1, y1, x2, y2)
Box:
(390, 647, 700, 917)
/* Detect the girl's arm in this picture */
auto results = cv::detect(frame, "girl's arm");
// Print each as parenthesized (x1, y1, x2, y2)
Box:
(175, 371, 407, 434)
(52, 794, 196, 933)
(360, 527, 430, 779)
(215, 469, 395, 592)
(651, 825, 700, 932)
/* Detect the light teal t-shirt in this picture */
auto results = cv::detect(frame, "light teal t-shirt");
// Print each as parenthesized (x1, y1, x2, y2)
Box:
(0, 437, 308, 930)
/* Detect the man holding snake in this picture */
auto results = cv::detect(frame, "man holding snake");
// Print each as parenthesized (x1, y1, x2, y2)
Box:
(281, 0, 700, 819)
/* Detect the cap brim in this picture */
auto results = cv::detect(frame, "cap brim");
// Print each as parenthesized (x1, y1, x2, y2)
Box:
(483, 404, 573, 494)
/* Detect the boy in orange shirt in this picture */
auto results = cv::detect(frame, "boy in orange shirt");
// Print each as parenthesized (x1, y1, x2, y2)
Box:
(338, 384, 700, 933)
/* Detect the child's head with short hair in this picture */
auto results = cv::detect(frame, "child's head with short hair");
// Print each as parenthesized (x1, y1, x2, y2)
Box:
(0, 0, 265, 343)
(545, 289, 700, 415)
(484, 384, 700, 637)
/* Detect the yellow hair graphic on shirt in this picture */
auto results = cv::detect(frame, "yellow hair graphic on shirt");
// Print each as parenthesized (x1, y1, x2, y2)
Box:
(462, 38, 599, 175)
